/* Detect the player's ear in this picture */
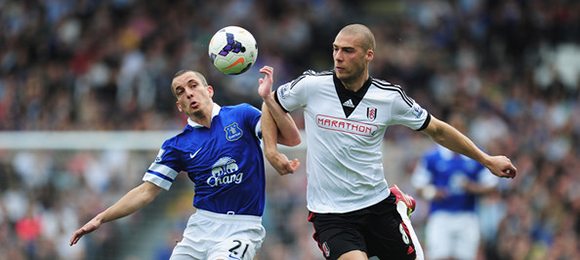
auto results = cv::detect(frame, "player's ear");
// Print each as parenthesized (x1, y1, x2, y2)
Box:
(366, 49, 374, 62)
(207, 85, 214, 98)
(176, 100, 183, 112)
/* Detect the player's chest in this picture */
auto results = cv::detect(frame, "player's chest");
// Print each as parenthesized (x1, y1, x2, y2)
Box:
(310, 87, 393, 122)
(182, 121, 253, 171)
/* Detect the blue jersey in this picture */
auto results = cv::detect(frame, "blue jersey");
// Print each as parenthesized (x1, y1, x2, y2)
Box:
(143, 103, 265, 216)
(412, 146, 497, 213)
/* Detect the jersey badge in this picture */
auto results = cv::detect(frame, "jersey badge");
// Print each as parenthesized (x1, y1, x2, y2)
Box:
(279, 85, 290, 99)
(412, 103, 424, 118)
(225, 122, 243, 141)
(367, 107, 377, 121)
(154, 149, 165, 163)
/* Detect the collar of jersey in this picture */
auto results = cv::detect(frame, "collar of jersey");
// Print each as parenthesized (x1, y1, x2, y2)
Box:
(187, 103, 221, 128)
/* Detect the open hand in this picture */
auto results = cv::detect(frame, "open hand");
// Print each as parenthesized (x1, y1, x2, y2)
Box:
(258, 66, 274, 99)
(69, 217, 101, 246)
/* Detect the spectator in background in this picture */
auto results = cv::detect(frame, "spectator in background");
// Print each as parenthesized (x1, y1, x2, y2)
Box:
(0, 1, 577, 259)
(411, 112, 499, 260)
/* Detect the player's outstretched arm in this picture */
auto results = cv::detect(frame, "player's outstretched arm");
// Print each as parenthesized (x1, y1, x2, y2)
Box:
(69, 181, 162, 246)
(421, 116, 517, 178)
(258, 66, 301, 147)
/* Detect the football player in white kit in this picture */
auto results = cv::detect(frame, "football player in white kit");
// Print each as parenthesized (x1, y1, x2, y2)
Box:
(260, 24, 517, 260)
(69, 69, 301, 260)
(412, 112, 499, 260)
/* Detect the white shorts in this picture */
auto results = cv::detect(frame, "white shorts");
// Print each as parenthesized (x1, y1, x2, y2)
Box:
(425, 211, 480, 260)
(170, 209, 266, 260)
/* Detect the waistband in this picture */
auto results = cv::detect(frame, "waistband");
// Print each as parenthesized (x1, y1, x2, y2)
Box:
(194, 209, 262, 223)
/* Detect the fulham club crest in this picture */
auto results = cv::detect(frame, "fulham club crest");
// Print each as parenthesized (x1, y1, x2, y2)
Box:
(367, 107, 377, 121)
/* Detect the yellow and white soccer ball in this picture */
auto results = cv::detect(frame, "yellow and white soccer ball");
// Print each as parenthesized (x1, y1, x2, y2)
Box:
(208, 26, 258, 75)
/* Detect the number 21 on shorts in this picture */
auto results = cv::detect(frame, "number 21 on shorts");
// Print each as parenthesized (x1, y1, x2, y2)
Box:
(228, 239, 250, 260)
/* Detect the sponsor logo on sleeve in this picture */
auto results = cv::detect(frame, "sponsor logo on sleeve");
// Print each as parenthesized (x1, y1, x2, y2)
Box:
(155, 149, 165, 163)
(412, 103, 424, 118)
(279, 84, 290, 99)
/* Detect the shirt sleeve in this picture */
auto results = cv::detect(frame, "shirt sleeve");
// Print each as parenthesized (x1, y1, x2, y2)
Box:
(241, 103, 262, 139)
(143, 142, 181, 191)
(389, 90, 430, 131)
(275, 72, 310, 113)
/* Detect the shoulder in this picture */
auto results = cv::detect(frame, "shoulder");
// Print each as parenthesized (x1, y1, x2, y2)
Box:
(161, 129, 190, 151)
(223, 103, 260, 113)
(292, 70, 333, 83)
(370, 78, 399, 89)
(371, 78, 414, 105)
(371, 78, 406, 94)
(302, 69, 333, 77)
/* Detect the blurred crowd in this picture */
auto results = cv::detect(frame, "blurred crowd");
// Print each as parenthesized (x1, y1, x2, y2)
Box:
(0, 0, 579, 259)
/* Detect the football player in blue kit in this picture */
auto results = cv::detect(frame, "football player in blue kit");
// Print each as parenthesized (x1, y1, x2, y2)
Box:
(412, 112, 499, 260)
(260, 24, 517, 260)
(69, 68, 300, 260)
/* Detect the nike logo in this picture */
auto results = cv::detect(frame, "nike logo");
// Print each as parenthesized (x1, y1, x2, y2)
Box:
(190, 148, 202, 159)
(224, 57, 245, 70)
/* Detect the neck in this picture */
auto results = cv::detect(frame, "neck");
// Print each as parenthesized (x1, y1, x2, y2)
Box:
(342, 72, 368, 92)
(190, 103, 213, 128)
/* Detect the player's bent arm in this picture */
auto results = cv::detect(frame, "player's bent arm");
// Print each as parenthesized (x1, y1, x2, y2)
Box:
(69, 181, 162, 246)
(257, 65, 300, 147)
(261, 102, 279, 157)
(262, 102, 300, 146)
(421, 115, 517, 178)
(261, 104, 300, 175)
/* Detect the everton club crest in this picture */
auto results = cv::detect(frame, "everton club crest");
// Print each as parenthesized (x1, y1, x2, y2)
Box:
(224, 122, 243, 141)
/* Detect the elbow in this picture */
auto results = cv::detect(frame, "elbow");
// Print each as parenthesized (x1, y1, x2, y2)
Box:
(286, 137, 302, 147)
(278, 135, 301, 147)
(277, 128, 302, 147)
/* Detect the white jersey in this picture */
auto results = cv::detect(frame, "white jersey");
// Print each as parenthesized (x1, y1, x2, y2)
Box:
(275, 71, 430, 213)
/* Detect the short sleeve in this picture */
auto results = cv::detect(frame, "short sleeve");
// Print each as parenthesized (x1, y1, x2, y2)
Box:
(143, 142, 182, 190)
(390, 91, 430, 131)
(239, 103, 262, 139)
(275, 73, 310, 112)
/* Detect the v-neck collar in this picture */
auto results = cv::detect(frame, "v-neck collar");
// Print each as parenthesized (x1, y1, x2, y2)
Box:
(333, 73, 372, 118)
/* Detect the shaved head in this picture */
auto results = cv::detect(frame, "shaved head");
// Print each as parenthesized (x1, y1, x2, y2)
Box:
(338, 24, 376, 51)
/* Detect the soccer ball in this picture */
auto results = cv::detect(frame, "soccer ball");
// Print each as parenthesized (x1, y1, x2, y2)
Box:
(208, 26, 258, 75)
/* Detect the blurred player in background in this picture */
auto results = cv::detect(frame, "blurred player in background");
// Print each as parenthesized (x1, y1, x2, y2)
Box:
(260, 24, 517, 260)
(411, 112, 499, 260)
(69, 69, 300, 259)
